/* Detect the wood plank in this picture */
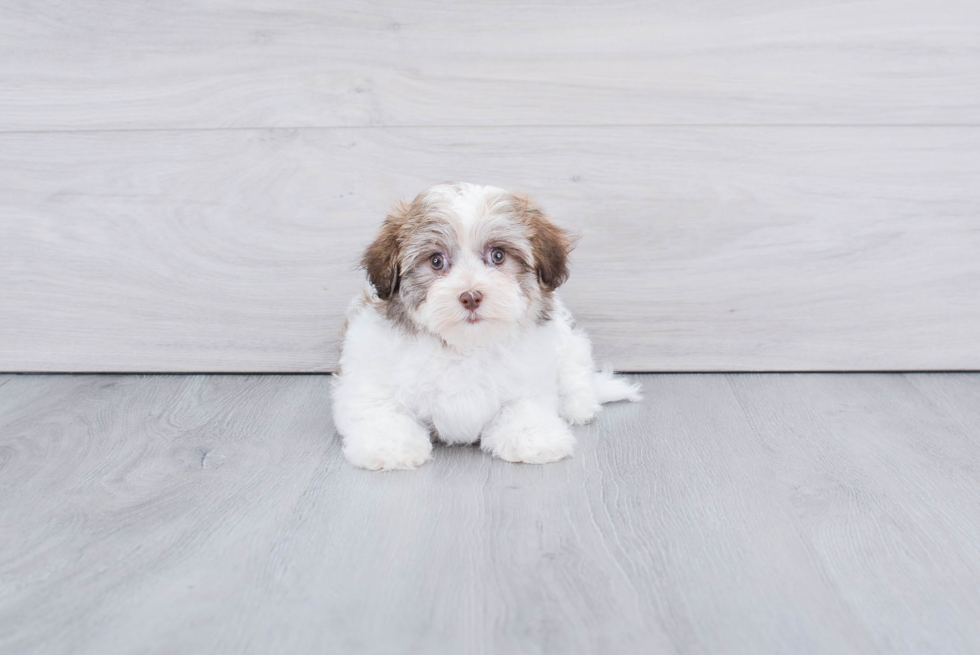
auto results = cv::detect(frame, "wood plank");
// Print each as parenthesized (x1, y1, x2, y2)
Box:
(901, 373, 980, 438)
(1, 126, 978, 372)
(720, 373, 980, 654)
(1, 1, 979, 130)
(0, 374, 339, 655)
(1, 373, 979, 654)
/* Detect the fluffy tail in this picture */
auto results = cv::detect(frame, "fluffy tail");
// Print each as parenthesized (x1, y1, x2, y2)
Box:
(591, 367, 643, 404)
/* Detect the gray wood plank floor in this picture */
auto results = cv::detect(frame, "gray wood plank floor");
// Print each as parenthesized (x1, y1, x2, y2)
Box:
(2, 374, 978, 654)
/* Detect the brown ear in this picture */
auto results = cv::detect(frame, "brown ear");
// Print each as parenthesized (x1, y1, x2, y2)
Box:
(514, 194, 574, 291)
(361, 201, 408, 300)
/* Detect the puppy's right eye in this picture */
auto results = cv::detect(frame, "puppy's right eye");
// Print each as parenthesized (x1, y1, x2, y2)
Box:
(430, 254, 445, 270)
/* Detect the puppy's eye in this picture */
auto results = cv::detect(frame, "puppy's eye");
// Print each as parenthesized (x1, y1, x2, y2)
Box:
(430, 254, 445, 270)
(489, 248, 505, 265)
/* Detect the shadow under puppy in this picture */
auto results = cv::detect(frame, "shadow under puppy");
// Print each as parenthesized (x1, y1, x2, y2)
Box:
(332, 182, 641, 470)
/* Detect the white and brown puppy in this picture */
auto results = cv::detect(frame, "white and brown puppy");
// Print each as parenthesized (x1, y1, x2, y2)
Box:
(332, 182, 640, 470)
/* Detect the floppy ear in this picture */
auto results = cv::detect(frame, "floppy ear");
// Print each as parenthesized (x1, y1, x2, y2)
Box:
(361, 201, 408, 300)
(514, 194, 574, 291)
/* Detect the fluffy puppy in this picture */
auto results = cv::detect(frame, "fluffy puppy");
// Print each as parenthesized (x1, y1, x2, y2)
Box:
(332, 183, 641, 470)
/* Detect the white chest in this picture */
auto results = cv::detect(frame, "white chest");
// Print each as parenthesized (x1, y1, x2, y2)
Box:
(398, 331, 559, 445)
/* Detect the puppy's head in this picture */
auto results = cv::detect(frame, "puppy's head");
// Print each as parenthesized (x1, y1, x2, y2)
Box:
(362, 183, 573, 349)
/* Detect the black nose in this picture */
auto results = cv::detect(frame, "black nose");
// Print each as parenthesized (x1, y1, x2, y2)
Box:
(459, 290, 483, 310)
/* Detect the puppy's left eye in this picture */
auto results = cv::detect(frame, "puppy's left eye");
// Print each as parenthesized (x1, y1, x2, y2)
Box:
(489, 248, 505, 265)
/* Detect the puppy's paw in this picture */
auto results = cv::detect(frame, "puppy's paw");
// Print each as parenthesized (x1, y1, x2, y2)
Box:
(559, 391, 601, 425)
(344, 438, 432, 471)
(482, 401, 575, 464)
(340, 414, 433, 471)
(492, 437, 574, 464)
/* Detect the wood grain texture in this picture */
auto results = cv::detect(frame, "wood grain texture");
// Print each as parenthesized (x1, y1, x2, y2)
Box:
(1, 127, 978, 372)
(1, 373, 979, 654)
(1, 1, 979, 130)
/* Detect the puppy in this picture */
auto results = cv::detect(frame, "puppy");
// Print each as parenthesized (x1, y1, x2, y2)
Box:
(332, 183, 641, 470)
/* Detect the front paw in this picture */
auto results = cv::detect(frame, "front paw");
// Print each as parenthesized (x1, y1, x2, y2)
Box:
(339, 414, 433, 471)
(344, 438, 433, 471)
(482, 401, 575, 464)
(560, 393, 601, 425)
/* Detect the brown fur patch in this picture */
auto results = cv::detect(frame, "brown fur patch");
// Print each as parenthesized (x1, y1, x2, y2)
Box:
(510, 193, 574, 292)
(361, 200, 412, 300)
(361, 195, 438, 333)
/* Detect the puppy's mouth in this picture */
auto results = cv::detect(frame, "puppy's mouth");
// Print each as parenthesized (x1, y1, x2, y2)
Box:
(465, 312, 482, 324)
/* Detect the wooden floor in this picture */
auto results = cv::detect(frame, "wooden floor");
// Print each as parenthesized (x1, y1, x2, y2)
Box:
(2, 373, 979, 654)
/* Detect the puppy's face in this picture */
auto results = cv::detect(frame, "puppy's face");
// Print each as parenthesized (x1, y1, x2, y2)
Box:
(362, 183, 572, 349)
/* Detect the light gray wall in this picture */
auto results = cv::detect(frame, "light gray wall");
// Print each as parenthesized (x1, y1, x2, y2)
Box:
(1, 1, 978, 372)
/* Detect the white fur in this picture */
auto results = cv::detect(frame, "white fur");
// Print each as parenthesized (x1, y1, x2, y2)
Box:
(331, 184, 642, 470)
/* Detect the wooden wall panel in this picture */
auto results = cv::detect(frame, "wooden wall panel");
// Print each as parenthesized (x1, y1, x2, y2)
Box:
(1, 127, 977, 372)
(0, 1, 978, 130)
(2, 2, 977, 371)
